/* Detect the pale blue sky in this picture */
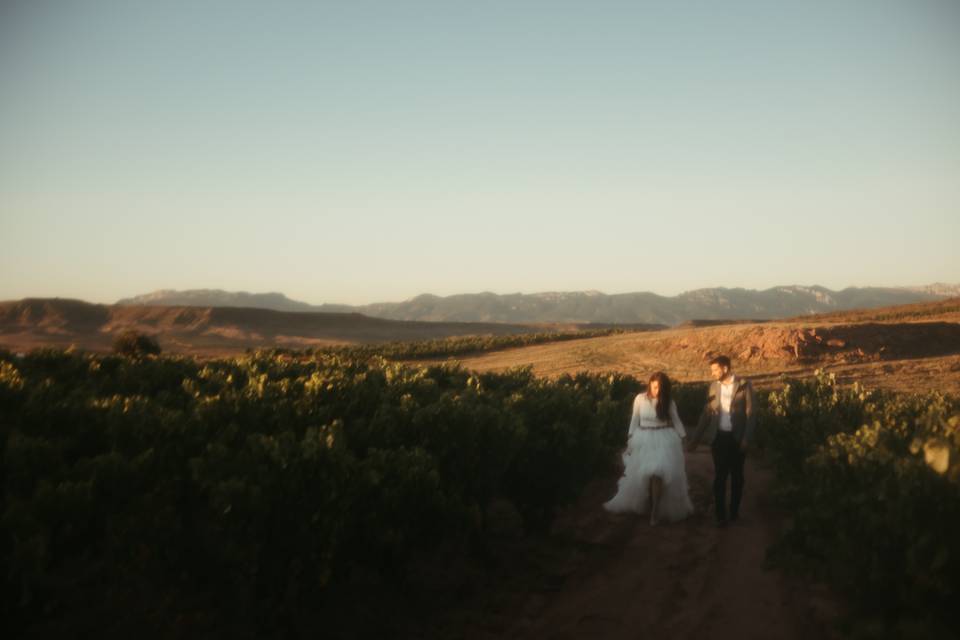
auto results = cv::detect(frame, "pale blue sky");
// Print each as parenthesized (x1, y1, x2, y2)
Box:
(1, 0, 958, 305)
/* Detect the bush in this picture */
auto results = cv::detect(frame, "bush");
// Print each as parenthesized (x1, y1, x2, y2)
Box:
(111, 330, 161, 357)
(0, 350, 646, 637)
(763, 370, 960, 636)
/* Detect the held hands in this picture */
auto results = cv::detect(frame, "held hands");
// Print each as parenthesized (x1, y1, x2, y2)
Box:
(684, 440, 747, 453)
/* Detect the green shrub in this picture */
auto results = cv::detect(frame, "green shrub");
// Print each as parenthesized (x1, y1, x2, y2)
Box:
(111, 330, 161, 357)
(763, 371, 960, 636)
(0, 350, 649, 636)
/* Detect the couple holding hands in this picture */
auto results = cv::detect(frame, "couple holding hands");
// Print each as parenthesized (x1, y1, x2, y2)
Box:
(603, 355, 756, 527)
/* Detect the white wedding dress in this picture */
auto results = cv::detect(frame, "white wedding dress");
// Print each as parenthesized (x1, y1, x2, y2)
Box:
(603, 393, 694, 522)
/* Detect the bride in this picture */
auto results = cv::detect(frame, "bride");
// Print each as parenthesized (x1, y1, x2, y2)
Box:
(603, 372, 694, 525)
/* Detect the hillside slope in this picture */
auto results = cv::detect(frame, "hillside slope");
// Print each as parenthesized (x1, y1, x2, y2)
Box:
(411, 299, 960, 393)
(0, 298, 660, 356)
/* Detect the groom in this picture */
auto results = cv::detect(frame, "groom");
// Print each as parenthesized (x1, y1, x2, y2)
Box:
(687, 355, 756, 527)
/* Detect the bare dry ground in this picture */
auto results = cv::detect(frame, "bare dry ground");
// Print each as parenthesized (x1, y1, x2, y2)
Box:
(408, 312, 960, 394)
(378, 450, 839, 640)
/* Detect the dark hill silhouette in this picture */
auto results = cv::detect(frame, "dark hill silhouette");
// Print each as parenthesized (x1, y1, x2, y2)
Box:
(0, 298, 663, 356)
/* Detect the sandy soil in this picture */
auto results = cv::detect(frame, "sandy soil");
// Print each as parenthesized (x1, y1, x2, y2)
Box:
(408, 321, 960, 394)
(419, 450, 841, 640)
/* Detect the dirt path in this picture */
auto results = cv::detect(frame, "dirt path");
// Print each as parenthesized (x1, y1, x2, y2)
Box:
(472, 450, 839, 640)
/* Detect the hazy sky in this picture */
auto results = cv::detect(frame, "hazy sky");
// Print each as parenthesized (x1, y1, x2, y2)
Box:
(1, 1, 958, 305)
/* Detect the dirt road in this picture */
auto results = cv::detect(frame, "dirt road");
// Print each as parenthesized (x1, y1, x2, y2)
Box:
(469, 450, 840, 640)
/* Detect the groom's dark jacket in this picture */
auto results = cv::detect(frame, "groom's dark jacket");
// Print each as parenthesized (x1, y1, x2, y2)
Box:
(689, 376, 757, 447)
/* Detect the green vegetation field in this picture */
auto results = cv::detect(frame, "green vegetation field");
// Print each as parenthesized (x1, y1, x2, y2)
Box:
(1, 339, 957, 639)
(307, 326, 651, 360)
(761, 372, 959, 638)
(1, 346, 704, 637)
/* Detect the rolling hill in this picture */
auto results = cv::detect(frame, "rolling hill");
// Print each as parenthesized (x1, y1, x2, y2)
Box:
(406, 298, 960, 394)
(0, 298, 661, 356)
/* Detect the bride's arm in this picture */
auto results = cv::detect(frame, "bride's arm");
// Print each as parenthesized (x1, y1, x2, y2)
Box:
(670, 400, 687, 440)
(626, 394, 641, 441)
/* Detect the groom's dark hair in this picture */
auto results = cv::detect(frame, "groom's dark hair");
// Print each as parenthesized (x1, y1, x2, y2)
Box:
(709, 355, 732, 369)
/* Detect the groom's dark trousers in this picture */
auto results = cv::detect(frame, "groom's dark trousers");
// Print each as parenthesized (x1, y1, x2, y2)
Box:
(711, 431, 745, 520)
(689, 376, 756, 523)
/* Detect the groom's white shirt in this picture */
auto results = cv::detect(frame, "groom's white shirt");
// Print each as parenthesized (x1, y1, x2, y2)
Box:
(718, 375, 736, 431)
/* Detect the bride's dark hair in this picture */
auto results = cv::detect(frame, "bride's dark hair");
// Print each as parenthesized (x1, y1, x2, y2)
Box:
(646, 371, 672, 421)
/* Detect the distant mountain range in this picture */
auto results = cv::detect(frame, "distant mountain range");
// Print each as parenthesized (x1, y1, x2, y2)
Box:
(116, 284, 960, 326)
(117, 289, 324, 313)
